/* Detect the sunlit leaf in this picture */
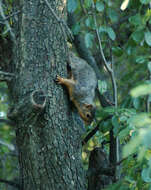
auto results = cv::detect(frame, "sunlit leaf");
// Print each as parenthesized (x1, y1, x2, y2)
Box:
(129, 113, 151, 127)
(123, 135, 141, 157)
(98, 80, 107, 94)
(131, 84, 151, 97)
(120, 0, 130, 11)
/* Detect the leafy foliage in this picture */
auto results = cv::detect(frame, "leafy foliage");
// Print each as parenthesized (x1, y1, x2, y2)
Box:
(0, 83, 18, 190)
(1, 0, 151, 189)
(68, 0, 151, 189)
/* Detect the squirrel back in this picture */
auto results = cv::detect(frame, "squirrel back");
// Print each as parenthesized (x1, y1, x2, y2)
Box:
(56, 51, 97, 124)
(68, 52, 97, 124)
(69, 52, 97, 105)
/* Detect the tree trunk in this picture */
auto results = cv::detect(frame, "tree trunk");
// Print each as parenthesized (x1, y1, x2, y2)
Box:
(7, 0, 86, 189)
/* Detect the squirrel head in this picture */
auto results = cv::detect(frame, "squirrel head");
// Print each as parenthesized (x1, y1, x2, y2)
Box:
(79, 103, 96, 125)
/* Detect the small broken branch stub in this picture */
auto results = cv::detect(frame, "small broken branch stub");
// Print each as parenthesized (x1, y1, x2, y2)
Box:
(31, 90, 46, 110)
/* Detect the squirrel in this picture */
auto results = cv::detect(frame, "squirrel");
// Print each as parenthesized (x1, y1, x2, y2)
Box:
(56, 51, 97, 125)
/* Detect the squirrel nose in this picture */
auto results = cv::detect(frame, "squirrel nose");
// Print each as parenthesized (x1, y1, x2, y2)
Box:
(84, 120, 91, 125)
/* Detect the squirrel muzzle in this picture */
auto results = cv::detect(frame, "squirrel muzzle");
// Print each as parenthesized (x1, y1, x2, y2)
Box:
(78, 103, 96, 125)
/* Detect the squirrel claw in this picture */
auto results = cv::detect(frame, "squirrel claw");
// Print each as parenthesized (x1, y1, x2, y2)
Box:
(55, 75, 62, 84)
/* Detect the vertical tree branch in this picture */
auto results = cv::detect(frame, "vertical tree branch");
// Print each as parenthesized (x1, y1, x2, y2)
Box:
(91, 0, 119, 180)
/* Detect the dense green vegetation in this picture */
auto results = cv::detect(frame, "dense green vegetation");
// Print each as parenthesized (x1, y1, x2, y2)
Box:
(1, 0, 151, 189)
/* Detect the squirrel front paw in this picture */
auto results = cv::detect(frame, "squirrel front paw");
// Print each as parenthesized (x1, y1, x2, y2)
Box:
(55, 75, 63, 84)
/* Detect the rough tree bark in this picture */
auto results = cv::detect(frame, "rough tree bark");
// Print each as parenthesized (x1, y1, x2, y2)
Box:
(2, 0, 86, 189)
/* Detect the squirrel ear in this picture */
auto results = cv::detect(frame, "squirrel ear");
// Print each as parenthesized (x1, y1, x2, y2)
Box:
(84, 104, 93, 109)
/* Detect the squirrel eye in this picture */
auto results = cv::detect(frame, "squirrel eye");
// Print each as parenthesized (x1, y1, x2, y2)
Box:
(86, 113, 91, 118)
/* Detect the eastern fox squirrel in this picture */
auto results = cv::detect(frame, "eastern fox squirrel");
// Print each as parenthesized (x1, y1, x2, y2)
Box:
(56, 52, 97, 124)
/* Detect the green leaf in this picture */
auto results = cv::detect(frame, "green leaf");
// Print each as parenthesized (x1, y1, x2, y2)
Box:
(143, 9, 151, 24)
(119, 116, 128, 122)
(84, 33, 94, 48)
(96, 2, 104, 12)
(112, 116, 119, 128)
(67, 0, 78, 13)
(145, 31, 151, 46)
(100, 121, 112, 133)
(123, 135, 141, 157)
(148, 62, 151, 73)
(99, 26, 107, 33)
(106, 27, 116, 40)
(148, 94, 151, 102)
(104, 107, 116, 114)
(112, 46, 123, 56)
(85, 0, 92, 8)
(133, 98, 141, 109)
(129, 14, 142, 26)
(129, 113, 151, 127)
(142, 130, 151, 148)
(112, 116, 120, 136)
(136, 56, 147, 63)
(131, 84, 151, 97)
(119, 127, 130, 140)
(132, 29, 144, 43)
(98, 80, 107, 94)
(85, 17, 95, 29)
(72, 23, 80, 35)
(107, 8, 118, 23)
(140, 0, 150, 4)
(141, 168, 151, 182)
(120, 0, 130, 11)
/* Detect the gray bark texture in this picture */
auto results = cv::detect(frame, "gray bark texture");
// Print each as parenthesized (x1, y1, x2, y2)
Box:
(7, 0, 86, 189)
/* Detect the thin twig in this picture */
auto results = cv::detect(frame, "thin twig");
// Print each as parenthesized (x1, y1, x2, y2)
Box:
(82, 115, 112, 146)
(91, 0, 119, 179)
(0, 71, 15, 82)
(91, 0, 117, 107)
(0, 118, 14, 126)
(79, 0, 87, 14)
(4, 10, 21, 21)
(0, 1, 15, 40)
(44, 0, 73, 41)
(0, 178, 20, 189)
(146, 67, 151, 112)
(0, 71, 15, 76)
